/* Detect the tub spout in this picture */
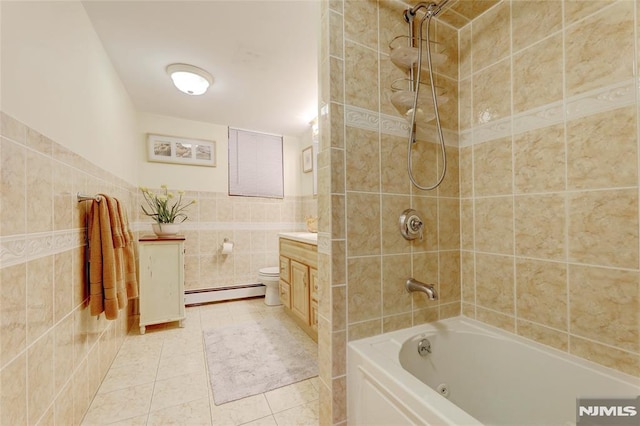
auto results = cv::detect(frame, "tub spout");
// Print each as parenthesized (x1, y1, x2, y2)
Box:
(406, 278, 438, 300)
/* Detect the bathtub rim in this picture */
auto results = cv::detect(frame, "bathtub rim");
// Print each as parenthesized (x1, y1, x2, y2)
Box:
(347, 316, 640, 425)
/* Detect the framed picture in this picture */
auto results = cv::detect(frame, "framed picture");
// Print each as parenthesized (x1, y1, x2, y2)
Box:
(147, 134, 216, 167)
(302, 145, 313, 173)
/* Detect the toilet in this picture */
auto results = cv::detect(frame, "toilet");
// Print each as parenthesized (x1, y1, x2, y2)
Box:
(258, 266, 281, 306)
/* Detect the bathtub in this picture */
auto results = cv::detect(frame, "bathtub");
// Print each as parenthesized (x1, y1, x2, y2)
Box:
(347, 317, 640, 425)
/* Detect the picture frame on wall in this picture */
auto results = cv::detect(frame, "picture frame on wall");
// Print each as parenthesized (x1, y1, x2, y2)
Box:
(302, 145, 313, 173)
(147, 134, 216, 167)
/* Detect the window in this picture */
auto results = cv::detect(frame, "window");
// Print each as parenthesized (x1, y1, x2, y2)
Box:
(228, 128, 284, 198)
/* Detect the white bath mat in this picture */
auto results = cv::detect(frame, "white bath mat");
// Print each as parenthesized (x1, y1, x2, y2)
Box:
(203, 317, 318, 405)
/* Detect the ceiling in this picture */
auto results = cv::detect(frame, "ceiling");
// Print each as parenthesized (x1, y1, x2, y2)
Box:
(82, 1, 320, 137)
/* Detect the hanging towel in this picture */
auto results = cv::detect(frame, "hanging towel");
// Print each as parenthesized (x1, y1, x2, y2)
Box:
(117, 199, 139, 299)
(101, 195, 128, 312)
(88, 198, 120, 319)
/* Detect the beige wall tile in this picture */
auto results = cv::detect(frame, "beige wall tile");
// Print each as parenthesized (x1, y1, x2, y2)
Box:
(439, 251, 461, 303)
(473, 137, 512, 196)
(346, 192, 380, 256)
(330, 57, 345, 104)
(475, 253, 514, 315)
(458, 77, 472, 131)
(564, 0, 616, 26)
(348, 319, 382, 341)
(476, 306, 515, 333)
(513, 124, 566, 194)
(459, 25, 472, 79)
(345, 42, 379, 111)
(332, 285, 347, 332)
(332, 330, 347, 377)
(473, 58, 511, 124)
(565, 1, 634, 97)
(459, 146, 473, 197)
(331, 241, 346, 285)
(1, 137, 26, 236)
(513, 34, 563, 113)
(511, 1, 562, 52)
(435, 21, 459, 81)
(413, 306, 438, 325)
(332, 376, 347, 424)
(409, 140, 439, 194)
(54, 315, 74, 392)
(440, 302, 461, 319)
(514, 194, 566, 260)
(382, 254, 412, 315)
(380, 53, 407, 118)
(566, 106, 637, 190)
(570, 335, 640, 378)
(28, 331, 55, 424)
(438, 197, 460, 251)
(54, 251, 73, 323)
(569, 265, 639, 352)
(345, 127, 379, 192)
(516, 259, 567, 330)
(331, 147, 346, 194)
(330, 103, 345, 149)
(0, 264, 26, 369)
(1, 354, 27, 425)
(331, 194, 345, 240)
(26, 256, 54, 345)
(383, 312, 413, 332)
(378, 1, 406, 53)
(474, 196, 513, 255)
(381, 195, 412, 254)
(381, 134, 410, 195)
(517, 320, 568, 352)
(461, 251, 475, 303)
(329, 11, 344, 59)
(568, 189, 639, 269)
(460, 199, 474, 250)
(435, 74, 459, 132)
(471, 1, 510, 72)
(347, 257, 381, 323)
(344, 0, 378, 49)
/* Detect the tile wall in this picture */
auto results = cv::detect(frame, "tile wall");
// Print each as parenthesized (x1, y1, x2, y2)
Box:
(459, 0, 640, 377)
(0, 112, 135, 424)
(137, 190, 316, 291)
(317, 0, 461, 423)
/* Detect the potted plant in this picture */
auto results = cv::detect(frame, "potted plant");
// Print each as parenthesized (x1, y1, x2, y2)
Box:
(140, 185, 196, 237)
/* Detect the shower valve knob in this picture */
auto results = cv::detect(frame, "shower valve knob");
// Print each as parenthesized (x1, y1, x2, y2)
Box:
(399, 209, 425, 241)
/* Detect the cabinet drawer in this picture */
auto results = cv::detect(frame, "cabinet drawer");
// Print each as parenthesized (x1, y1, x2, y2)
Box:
(279, 280, 291, 308)
(280, 238, 317, 268)
(279, 256, 290, 283)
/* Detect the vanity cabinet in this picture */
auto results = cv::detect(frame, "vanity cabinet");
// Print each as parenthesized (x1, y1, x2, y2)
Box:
(138, 236, 186, 334)
(279, 236, 318, 341)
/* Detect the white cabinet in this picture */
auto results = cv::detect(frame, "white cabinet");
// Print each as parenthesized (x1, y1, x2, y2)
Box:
(138, 236, 185, 334)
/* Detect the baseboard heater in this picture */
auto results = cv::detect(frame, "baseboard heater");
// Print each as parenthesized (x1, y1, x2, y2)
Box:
(184, 283, 266, 306)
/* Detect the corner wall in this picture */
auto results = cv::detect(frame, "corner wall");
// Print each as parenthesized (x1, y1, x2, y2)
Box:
(459, 0, 639, 377)
(317, 0, 461, 423)
(0, 2, 141, 424)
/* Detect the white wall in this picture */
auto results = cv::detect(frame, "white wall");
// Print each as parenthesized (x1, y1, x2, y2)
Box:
(138, 112, 310, 196)
(0, 1, 140, 184)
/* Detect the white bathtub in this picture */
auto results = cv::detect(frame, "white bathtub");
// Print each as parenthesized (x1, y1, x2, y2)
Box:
(347, 317, 640, 425)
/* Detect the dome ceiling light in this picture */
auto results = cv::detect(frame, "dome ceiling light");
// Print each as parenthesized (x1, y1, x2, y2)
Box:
(166, 63, 213, 96)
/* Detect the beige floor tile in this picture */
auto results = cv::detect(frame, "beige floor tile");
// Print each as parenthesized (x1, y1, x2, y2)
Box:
(157, 351, 206, 381)
(272, 401, 319, 426)
(150, 372, 209, 413)
(97, 359, 157, 394)
(82, 382, 154, 425)
(209, 394, 273, 426)
(240, 415, 278, 426)
(147, 397, 212, 425)
(107, 414, 148, 425)
(264, 380, 319, 414)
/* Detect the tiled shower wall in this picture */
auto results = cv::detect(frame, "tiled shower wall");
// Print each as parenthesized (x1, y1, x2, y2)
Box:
(137, 190, 316, 291)
(0, 112, 135, 424)
(317, 0, 461, 423)
(459, 0, 640, 378)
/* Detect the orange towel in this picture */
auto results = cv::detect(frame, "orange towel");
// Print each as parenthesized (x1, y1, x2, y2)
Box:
(117, 200, 139, 299)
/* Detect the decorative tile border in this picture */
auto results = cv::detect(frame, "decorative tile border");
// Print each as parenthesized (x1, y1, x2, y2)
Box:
(462, 78, 637, 147)
(0, 230, 85, 269)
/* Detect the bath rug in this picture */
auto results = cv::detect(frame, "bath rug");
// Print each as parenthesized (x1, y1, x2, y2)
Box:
(203, 317, 318, 405)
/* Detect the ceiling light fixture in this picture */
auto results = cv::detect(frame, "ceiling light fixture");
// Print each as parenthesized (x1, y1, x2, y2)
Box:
(166, 63, 213, 96)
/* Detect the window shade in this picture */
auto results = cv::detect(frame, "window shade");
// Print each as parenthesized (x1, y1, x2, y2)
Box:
(228, 128, 284, 198)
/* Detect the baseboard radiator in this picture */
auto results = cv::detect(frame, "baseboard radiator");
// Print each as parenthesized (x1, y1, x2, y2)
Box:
(184, 284, 266, 306)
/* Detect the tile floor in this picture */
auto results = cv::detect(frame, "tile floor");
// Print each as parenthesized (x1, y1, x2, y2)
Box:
(82, 298, 320, 425)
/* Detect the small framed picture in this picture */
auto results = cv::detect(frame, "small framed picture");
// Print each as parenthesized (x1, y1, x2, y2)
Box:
(302, 145, 313, 173)
(147, 134, 216, 167)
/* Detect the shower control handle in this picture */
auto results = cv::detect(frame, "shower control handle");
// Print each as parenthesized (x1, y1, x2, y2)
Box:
(399, 209, 424, 241)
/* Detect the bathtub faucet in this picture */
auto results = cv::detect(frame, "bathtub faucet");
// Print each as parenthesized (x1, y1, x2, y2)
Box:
(405, 278, 438, 300)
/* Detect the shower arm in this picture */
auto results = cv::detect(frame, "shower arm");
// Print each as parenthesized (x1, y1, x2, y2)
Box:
(404, 0, 450, 21)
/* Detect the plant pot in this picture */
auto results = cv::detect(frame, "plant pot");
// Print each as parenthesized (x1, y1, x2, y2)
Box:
(152, 223, 180, 237)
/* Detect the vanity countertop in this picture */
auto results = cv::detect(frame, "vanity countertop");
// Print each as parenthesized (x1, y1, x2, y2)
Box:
(279, 232, 318, 245)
